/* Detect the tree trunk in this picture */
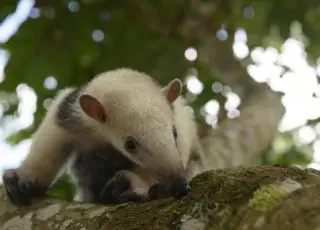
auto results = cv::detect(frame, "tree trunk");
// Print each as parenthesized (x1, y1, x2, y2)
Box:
(201, 85, 285, 170)
(1, 165, 320, 230)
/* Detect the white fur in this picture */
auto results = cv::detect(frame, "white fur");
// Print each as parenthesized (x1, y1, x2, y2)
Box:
(18, 88, 76, 184)
(77, 68, 193, 180)
(17, 68, 201, 191)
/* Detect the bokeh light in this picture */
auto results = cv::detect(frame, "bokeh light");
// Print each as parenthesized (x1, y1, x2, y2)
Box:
(92, 29, 104, 42)
(184, 47, 198, 62)
(44, 76, 58, 90)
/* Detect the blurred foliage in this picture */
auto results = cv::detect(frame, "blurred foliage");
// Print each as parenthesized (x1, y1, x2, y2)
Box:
(1, 0, 320, 200)
(264, 145, 313, 167)
(47, 174, 75, 201)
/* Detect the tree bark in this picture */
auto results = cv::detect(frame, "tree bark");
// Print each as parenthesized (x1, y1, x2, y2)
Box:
(1, 165, 320, 230)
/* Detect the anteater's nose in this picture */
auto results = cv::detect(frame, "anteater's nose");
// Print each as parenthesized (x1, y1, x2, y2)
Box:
(169, 177, 189, 199)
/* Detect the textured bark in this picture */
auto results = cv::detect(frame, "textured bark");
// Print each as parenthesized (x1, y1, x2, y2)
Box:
(1, 165, 320, 230)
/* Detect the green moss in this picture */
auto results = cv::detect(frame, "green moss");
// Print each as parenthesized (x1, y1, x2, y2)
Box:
(248, 185, 286, 212)
(48, 166, 316, 230)
(161, 202, 178, 215)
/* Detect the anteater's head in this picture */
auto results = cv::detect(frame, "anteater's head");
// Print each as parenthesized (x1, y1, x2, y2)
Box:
(79, 69, 189, 199)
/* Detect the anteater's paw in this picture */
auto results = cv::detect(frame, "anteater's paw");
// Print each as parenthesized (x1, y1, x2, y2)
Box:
(148, 183, 170, 200)
(99, 170, 147, 204)
(2, 169, 47, 206)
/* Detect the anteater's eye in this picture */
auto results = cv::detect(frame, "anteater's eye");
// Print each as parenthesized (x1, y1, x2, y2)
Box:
(173, 125, 178, 139)
(124, 137, 137, 153)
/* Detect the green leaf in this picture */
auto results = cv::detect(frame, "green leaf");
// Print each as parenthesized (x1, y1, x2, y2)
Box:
(47, 174, 75, 201)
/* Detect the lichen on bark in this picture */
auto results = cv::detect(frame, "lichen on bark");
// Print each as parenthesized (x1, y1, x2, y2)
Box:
(248, 178, 302, 213)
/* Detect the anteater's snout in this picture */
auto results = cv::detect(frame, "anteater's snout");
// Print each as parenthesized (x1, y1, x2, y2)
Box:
(169, 177, 189, 199)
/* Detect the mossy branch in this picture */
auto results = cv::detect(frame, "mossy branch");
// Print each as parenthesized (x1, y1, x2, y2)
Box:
(1, 165, 320, 230)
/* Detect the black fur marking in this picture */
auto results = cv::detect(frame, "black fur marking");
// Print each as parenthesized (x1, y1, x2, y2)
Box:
(190, 150, 200, 161)
(56, 87, 84, 130)
(171, 103, 178, 146)
(173, 125, 178, 139)
(70, 144, 135, 204)
(2, 169, 47, 206)
(173, 125, 178, 147)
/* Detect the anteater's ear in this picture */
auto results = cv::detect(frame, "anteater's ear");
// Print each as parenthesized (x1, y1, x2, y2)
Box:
(163, 78, 183, 104)
(79, 94, 106, 122)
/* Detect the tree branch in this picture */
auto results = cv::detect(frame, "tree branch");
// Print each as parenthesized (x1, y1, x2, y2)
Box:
(201, 85, 284, 170)
(1, 165, 320, 230)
